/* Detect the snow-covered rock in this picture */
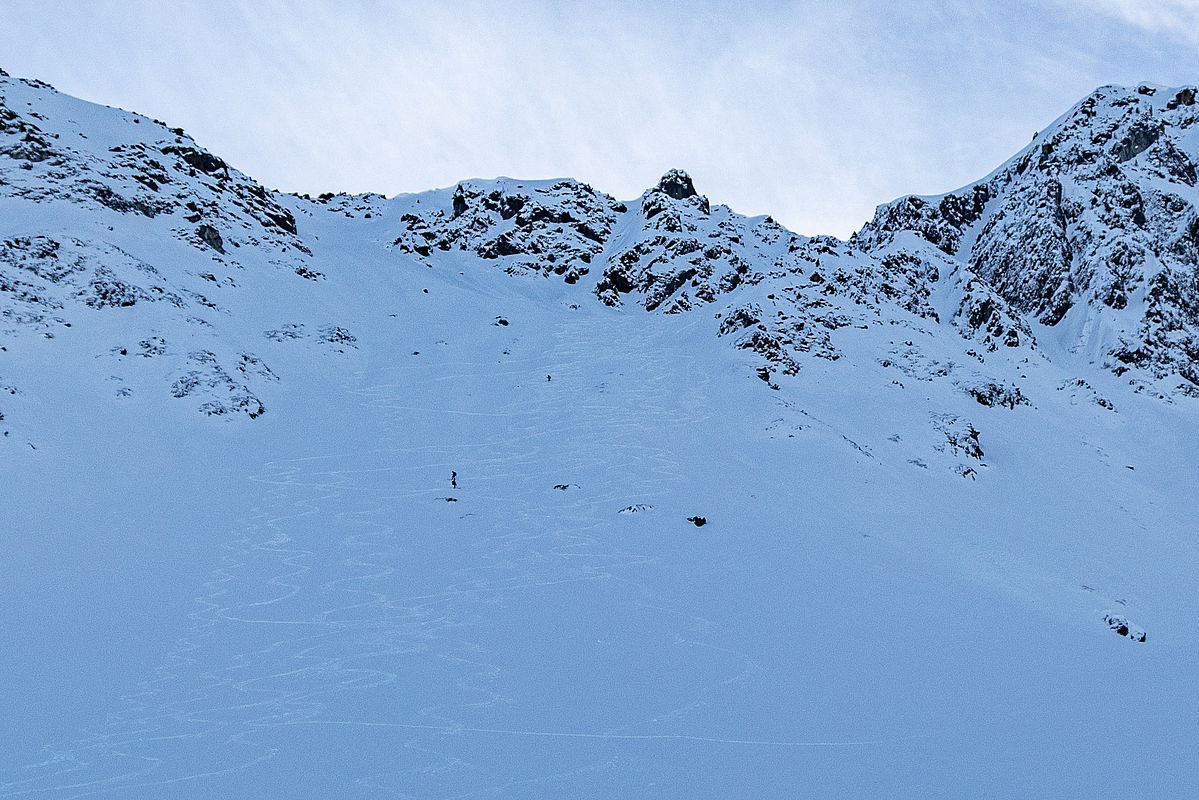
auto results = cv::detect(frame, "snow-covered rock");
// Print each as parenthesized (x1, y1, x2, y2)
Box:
(856, 83, 1199, 397)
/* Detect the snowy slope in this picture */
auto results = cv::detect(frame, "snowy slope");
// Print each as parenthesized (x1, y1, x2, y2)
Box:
(2, 70, 1198, 799)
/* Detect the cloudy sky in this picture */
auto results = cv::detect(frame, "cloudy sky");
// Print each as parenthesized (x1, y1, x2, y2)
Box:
(3, 0, 1197, 236)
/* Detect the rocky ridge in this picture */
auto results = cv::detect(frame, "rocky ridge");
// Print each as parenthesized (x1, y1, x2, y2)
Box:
(2, 70, 1197, 478)
(856, 82, 1199, 397)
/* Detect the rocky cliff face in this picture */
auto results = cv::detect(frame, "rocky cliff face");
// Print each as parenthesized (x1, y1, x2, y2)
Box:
(856, 83, 1199, 396)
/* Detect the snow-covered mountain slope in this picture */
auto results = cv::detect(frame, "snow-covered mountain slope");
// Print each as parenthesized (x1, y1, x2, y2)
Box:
(2, 70, 1199, 799)
(0, 68, 333, 424)
(857, 83, 1199, 398)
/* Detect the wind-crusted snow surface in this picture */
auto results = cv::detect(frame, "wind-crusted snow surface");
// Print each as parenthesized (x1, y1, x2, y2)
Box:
(2, 70, 1198, 798)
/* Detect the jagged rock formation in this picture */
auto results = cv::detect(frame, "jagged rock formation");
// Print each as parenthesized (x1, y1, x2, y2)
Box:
(856, 83, 1199, 396)
(392, 178, 624, 284)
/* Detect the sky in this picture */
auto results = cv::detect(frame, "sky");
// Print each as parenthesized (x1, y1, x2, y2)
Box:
(2, 0, 1197, 237)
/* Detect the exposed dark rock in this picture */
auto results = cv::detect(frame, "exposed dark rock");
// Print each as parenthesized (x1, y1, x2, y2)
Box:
(264, 323, 305, 342)
(1167, 87, 1196, 110)
(83, 268, 143, 308)
(88, 183, 167, 217)
(657, 169, 698, 200)
(319, 325, 357, 349)
(170, 350, 265, 419)
(1104, 612, 1146, 642)
(1112, 118, 1162, 163)
(964, 381, 1029, 409)
(162, 145, 228, 176)
(196, 224, 224, 253)
(452, 184, 469, 218)
(264, 209, 298, 235)
(932, 414, 985, 469)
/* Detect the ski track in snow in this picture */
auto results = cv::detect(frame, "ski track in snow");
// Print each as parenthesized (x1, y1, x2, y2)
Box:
(1, 317, 904, 799)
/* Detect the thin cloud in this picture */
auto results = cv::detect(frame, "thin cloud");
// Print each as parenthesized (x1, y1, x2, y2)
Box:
(1073, 0, 1199, 43)
(0, 0, 1194, 237)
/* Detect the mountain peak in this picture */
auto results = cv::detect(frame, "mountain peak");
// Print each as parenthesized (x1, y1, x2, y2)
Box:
(855, 81, 1199, 396)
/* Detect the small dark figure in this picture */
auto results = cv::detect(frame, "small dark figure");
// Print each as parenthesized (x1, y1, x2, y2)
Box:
(547, 374, 552, 382)
(451, 471, 458, 489)
(687, 516, 707, 527)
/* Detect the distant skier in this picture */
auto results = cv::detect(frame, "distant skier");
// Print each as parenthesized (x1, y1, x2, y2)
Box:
(451, 470, 458, 489)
